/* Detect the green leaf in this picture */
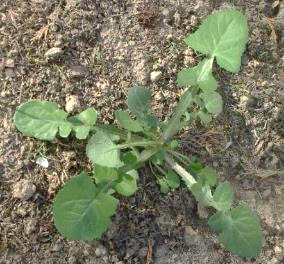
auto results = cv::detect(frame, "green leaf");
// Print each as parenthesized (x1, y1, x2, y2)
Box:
(76, 108, 97, 125)
(115, 110, 143, 132)
(53, 171, 118, 240)
(185, 9, 248, 73)
(165, 170, 180, 189)
(208, 204, 262, 257)
(126, 86, 158, 127)
(200, 91, 223, 114)
(121, 152, 137, 165)
(197, 166, 217, 187)
(197, 111, 212, 125)
(68, 108, 97, 140)
(212, 182, 234, 211)
(126, 86, 151, 120)
(86, 131, 123, 168)
(158, 178, 170, 194)
(162, 88, 195, 140)
(94, 165, 118, 184)
(59, 123, 72, 138)
(151, 150, 166, 165)
(115, 171, 138, 197)
(187, 159, 204, 177)
(177, 58, 217, 92)
(13, 100, 70, 140)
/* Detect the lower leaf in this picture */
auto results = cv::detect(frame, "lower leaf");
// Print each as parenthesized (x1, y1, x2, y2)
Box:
(53, 172, 118, 240)
(208, 203, 262, 257)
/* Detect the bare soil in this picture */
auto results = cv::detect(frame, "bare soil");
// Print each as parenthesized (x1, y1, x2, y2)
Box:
(0, 0, 283, 263)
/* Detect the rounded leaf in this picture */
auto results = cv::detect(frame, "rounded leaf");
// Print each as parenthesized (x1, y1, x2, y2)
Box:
(14, 100, 69, 140)
(185, 9, 248, 73)
(53, 172, 118, 240)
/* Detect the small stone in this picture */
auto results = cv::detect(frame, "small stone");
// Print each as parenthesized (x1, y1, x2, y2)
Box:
(5, 58, 15, 68)
(24, 218, 37, 235)
(45, 47, 63, 59)
(65, 95, 80, 113)
(150, 71, 162, 82)
(12, 179, 36, 200)
(54, 40, 63, 47)
(67, 65, 87, 78)
(162, 8, 170, 17)
(95, 247, 102, 257)
(274, 245, 282, 255)
(174, 12, 181, 26)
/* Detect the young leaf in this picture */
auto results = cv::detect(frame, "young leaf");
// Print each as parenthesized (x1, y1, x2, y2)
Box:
(126, 86, 151, 120)
(115, 110, 143, 132)
(86, 131, 123, 168)
(185, 9, 248, 73)
(187, 159, 204, 177)
(67, 108, 97, 140)
(94, 165, 119, 184)
(115, 172, 138, 197)
(14, 100, 70, 140)
(197, 166, 217, 187)
(212, 181, 234, 211)
(158, 178, 170, 194)
(200, 91, 223, 114)
(162, 88, 195, 140)
(75, 108, 97, 125)
(121, 152, 137, 165)
(208, 204, 262, 257)
(126, 86, 158, 127)
(197, 111, 212, 125)
(165, 170, 180, 189)
(151, 150, 166, 165)
(53, 171, 118, 240)
(177, 58, 217, 92)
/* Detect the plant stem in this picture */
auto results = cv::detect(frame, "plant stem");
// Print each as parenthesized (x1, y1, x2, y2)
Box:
(152, 161, 167, 176)
(165, 155, 196, 188)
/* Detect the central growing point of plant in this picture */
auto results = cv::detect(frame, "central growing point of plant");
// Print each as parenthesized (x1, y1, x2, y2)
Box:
(13, 9, 262, 258)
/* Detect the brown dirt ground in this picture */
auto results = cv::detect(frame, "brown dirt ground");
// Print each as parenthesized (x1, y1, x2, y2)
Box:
(0, 0, 283, 263)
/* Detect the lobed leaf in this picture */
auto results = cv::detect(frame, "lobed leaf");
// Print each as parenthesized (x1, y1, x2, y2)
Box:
(200, 91, 223, 114)
(162, 88, 195, 140)
(177, 58, 217, 92)
(86, 131, 123, 168)
(68, 108, 97, 140)
(197, 166, 218, 187)
(14, 100, 70, 140)
(115, 171, 138, 197)
(115, 110, 143, 132)
(197, 111, 212, 125)
(126, 86, 158, 127)
(53, 171, 118, 240)
(185, 9, 248, 73)
(209, 204, 262, 257)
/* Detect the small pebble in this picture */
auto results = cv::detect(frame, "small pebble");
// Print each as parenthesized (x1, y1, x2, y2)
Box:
(68, 65, 87, 78)
(24, 218, 37, 235)
(65, 95, 80, 113)
(45, 47, 63, 59)
(274, 245, 282, 255)
(150, 71, 162, 82)
(12, 179, 36, 200)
